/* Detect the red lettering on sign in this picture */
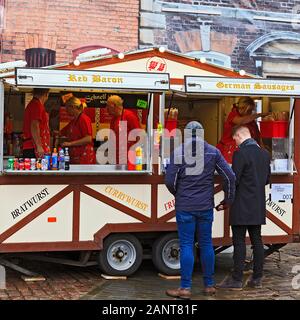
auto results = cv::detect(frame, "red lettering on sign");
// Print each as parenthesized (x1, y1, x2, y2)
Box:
(164, 199, 175, 211)
(146, 57, 167, 73)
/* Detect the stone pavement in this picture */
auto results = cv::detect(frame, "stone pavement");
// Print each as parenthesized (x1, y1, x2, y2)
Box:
(0, 244, 300, 300)
(0, 258, 106, 300)
(82, 243, 300, 300)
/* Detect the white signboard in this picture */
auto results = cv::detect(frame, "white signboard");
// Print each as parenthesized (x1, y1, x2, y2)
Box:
(15, 68, 170, 91)
(271, 184, 293, 201)
(185, 76, 300, 96)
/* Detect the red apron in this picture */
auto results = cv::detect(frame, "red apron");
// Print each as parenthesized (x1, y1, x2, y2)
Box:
(23, 97, 50, 155)
(110, 109, 141, 164)
(61, 113, 96, 164)
(217, 107, 261, 163)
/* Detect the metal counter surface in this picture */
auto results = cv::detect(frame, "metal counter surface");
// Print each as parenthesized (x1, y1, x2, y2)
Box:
(3, 164, 152, 175)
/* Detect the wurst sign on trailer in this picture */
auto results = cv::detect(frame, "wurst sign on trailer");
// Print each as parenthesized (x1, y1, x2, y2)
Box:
(185, 76, 300, 96)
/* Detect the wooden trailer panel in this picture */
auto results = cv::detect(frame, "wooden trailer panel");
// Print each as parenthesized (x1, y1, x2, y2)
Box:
(0, 179, 294, 252)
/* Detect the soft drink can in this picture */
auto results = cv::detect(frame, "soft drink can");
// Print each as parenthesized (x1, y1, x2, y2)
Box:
(14, 158, 19, 170)
(8, 158, 14, 170)
(30, 158, 36, 170)
(41, 158, 48, 171)
(24, 158, 31, 170)
(45, 154, 51, 170)
(36, 158, 42, 170)
(19, 158, 24, 170)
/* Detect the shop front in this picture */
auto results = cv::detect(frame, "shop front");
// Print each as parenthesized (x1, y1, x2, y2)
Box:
(0, 48, 299, 276)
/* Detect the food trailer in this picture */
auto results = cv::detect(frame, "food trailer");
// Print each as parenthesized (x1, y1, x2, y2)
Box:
(0, 48, 299, 276)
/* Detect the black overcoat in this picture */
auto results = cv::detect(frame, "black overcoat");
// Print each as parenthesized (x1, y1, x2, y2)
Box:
(229, 139, 271, 226)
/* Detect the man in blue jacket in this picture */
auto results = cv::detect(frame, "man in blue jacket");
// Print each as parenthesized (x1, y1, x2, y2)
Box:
(165, 121, 235, 299)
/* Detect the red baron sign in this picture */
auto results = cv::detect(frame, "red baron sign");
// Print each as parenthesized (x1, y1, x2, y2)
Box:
(146, 57, 167, 72)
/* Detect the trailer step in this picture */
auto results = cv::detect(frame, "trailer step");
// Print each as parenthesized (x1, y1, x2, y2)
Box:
(158, 273, 181, 280)
(21, 275, 46, 282)
(101, 274, 127, 280)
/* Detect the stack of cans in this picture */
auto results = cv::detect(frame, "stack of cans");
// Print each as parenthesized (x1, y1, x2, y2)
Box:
(7, 158, 40, 171)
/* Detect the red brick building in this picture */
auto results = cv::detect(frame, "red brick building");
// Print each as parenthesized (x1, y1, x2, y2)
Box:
(0, 0, 139, 65)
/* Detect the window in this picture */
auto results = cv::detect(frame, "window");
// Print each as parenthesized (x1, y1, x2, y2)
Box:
(25, 48, 56, 67)
(186, 50, 231, 68)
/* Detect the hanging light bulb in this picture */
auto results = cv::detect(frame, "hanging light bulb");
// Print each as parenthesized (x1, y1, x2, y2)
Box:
(239, 69, 246, 76)
(159, 46, 166, 53)
(118, 52, 125, 59)
(73, 59, 80, 66)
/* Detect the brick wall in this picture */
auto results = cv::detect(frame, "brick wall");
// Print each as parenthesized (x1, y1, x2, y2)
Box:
(140, 0, 300, 75)
(163, 0, 298, 12)
(0, 0, 139, 63)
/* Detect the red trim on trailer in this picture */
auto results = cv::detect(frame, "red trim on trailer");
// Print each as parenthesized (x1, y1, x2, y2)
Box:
(73, 185, 80, 241)
(214, 184, 223, 194)
(0, 175, 165, 185)
(93, 222, 178, 249)
(158, 210, 175, 223)
(59, 48, 251, 78)
(170, 78, 184, 85)
(223, 208, 230, 239)
(293, 99, 300, 236)
(0, 241, 99, 253)
(266, 210, 293, 234)
(151, 184, 158, 223)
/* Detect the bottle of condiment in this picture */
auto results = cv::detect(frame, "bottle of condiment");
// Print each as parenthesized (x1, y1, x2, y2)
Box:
(64, 147, 70, 171)
(51, 148, 58, 170)
(58, 148, 65, 170)
(135, 146, 143, 171)
(154, 123, 163, 150)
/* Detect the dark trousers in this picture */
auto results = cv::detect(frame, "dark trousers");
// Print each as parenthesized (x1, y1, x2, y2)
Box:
(231, 225, 264, 282)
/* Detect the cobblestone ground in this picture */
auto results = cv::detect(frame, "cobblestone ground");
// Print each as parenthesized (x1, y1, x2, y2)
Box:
(0, 244, 300, 300)
(0, 257, 105, 300)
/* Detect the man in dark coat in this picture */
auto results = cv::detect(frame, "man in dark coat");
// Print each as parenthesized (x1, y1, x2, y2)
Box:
(218, 125, 271, 290)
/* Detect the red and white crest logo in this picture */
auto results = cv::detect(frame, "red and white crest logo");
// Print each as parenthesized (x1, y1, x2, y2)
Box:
(146, 57, 167, 72)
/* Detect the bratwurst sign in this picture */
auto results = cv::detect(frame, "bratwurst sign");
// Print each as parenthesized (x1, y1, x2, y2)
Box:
(15, 68, 170, 91)
(185, 76, 300, 96)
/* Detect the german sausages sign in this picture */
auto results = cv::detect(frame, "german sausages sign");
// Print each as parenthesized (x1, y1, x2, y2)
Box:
(15, 68, 170, 91)
(185, 76, 300, 96)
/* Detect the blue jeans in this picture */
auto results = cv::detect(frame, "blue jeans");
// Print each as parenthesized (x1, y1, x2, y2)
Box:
(176, 209, 215, 289)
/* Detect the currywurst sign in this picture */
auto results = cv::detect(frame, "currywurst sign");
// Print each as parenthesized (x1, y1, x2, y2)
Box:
(185, 76, 300, 96)
(15, 68, 170, 91)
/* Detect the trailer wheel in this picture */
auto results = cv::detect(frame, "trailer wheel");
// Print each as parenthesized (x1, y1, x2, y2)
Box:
(98, 234, 143, 276)
(152, 233, 180, 276)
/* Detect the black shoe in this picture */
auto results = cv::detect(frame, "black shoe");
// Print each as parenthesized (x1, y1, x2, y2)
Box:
(216, 276, 243, 291)
(246, 276, 262, 289)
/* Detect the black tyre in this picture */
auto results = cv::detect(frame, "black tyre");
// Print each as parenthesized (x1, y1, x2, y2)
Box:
(98, 233, 143, 276)
(152, 233, 180, 276)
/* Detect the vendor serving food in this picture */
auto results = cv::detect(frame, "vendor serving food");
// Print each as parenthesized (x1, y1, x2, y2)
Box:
(216, 97, 270, 163)
(59, 96, 96, 164)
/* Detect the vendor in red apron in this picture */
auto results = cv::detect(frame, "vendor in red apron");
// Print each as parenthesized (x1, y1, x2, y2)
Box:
(60, 96, 96, 164)
(106, 95, 141, 165)
(216, 97, 270, 163)
(22, 88, 50, 159)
